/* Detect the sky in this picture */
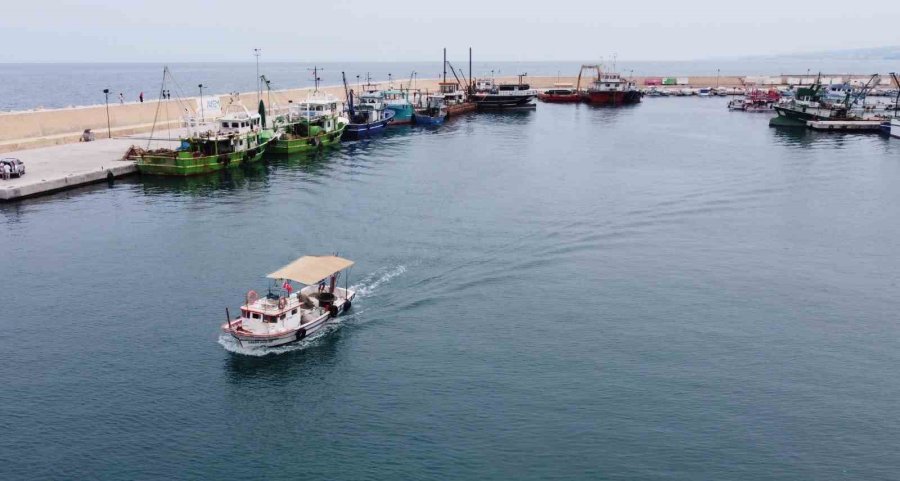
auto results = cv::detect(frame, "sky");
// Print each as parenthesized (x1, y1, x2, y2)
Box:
(2, 0, 900, 62)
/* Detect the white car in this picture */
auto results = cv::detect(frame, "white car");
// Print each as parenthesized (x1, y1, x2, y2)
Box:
(1, 158, 25, 177)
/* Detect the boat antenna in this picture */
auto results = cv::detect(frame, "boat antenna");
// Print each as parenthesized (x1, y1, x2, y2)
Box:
(308, 66, 322, 92)
(342, 71, 354, 117)
(468, 47, 473, 94)
(253, 48, 261, 105)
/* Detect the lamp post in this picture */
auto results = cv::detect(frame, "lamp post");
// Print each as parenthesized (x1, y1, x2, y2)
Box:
(198, 84, 204, 122)
(102, 88, 111, 139)
(253, 48, 261, 105)
(716, 68, 720, 88)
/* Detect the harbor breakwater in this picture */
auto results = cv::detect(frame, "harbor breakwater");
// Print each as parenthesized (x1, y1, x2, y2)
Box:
(0, 75, 753, 154)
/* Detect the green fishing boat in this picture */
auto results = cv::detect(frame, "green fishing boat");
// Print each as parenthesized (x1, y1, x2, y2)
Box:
(138, 100, 279, 176)
(269, 91, 347, 155)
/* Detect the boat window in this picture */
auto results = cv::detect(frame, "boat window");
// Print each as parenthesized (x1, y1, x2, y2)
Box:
(231, 122, 239, 128)
(222, 122, 229, 129)
(291, 309, 298, 315)
(251, 313, 261, 319)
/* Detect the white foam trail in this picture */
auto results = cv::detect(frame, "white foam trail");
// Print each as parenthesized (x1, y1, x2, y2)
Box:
(352, 265, 406, 298)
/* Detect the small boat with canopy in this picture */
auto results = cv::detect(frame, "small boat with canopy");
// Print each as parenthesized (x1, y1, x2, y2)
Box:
(221, 255, 357, 349)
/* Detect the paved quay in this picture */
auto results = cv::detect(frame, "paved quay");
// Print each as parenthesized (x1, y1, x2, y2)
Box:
(0, 135, 177, 201)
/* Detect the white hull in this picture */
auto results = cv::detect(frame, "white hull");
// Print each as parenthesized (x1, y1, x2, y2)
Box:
(892, 118, 900, 138)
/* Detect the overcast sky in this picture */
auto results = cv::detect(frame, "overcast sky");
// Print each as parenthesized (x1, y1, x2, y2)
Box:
(3, 0, 899, 62)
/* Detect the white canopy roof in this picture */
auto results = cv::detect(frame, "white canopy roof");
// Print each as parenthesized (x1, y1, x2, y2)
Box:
(267, 255, 354, 285)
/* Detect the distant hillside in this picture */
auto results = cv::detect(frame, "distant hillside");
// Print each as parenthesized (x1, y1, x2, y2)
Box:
(747, 46, 900, 61)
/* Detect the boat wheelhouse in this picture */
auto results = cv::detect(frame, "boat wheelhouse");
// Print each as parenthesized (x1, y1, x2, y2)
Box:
(221, 255, 357, 350)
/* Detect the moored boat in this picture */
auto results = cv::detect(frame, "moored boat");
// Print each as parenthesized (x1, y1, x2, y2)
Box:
(383, 88, 415, 125)
(221, 255, 357, 350)
(576, 65, 641, 106)
(727, 89, 781, 112)
(538, 83, 581, 103)
(413, 94, 447, 125)
(269, 91, 347, 155)
(341, 72, 395, 140)
(771, 74, 884, 127)
(471, 74, 538, 109)
(138, 97, 279, 176)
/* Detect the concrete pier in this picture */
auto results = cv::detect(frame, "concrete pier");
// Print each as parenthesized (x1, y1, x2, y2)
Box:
(0, 135, 177, 201)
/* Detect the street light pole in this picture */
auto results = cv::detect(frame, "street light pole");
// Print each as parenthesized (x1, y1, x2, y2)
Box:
(103, 88, 111, 139)
(716, 68, 720, 88)
(198, 84, 204, 122)
(253, 48, 261, 105)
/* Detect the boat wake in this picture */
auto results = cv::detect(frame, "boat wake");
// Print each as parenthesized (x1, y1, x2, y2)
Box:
(351, 264, 407, 298)
(218, 264, 407, 356)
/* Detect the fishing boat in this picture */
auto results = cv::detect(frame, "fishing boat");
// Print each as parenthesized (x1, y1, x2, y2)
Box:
(538, 83, 581, 103)
(471, 74, 538, 109)
(341, 72, 395, 140)
(727, 89, 781, 112)
(771, 74, 883, 127)
(413, 94, 447, 125)
(383, 88, 415, 125)
(440, 81, 476, 116)
(221, 255, 357, 349)
(576, 65, 641, 106)
(138, 96, 279, 176)
(269, 91, 347, 154)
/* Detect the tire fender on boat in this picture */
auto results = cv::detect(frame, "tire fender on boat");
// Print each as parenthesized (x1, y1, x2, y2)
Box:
(278, 297, 287, 310)
(343, 300, 352, 312)
(296, 328, 306, 341)
(329, 305, 338, 317)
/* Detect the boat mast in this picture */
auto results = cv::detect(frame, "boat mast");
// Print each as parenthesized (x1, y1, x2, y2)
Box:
(308, 66, 322, 92)
(342, 71, 354, 117)
(469, 47, 473, 94)
(443, 48, 447, 84)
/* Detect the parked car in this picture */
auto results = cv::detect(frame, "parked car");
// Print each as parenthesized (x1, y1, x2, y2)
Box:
(1, 158, 25, 178)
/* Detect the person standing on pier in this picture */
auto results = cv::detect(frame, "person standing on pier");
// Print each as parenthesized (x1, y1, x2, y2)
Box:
(139, 92, 143, 103)
(119, 93, 124, 104)
(2, 162, 10, 180)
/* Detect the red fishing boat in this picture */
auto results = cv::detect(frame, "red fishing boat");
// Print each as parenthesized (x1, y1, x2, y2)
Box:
(576, 64, 641, 106)
(538, 83, 581, 103)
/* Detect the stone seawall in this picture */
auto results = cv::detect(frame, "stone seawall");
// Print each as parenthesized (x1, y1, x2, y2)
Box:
(0, 75, 754, 154)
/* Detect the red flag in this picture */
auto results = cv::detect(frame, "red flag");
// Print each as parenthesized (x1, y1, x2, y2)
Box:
(283, 281, 293, 294)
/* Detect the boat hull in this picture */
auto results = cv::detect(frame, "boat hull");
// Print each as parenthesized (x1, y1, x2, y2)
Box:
(413, 112, 446, 125)
(892, 118, 900, 138)
(385, 104, 414, 125)
(582, 90, 642, 106)
(538, 93, 581, 103)
(268, 124, 346, 155)
(472, 94, 536, 110)
(446, 102, 476, 117)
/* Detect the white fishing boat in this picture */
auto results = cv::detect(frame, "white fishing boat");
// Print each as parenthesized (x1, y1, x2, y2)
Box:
(221, 255, 356, 349)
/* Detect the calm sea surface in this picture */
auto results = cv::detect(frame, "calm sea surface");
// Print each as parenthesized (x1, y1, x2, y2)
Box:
(1, 59, 898, 110)
(2, 98, 899, 480)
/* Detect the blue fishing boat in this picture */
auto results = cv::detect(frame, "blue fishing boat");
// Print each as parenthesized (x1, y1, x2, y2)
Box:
(341, 72, 394, 140)
(413, 95, 447, 126)
(383, 89, 414, 125)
